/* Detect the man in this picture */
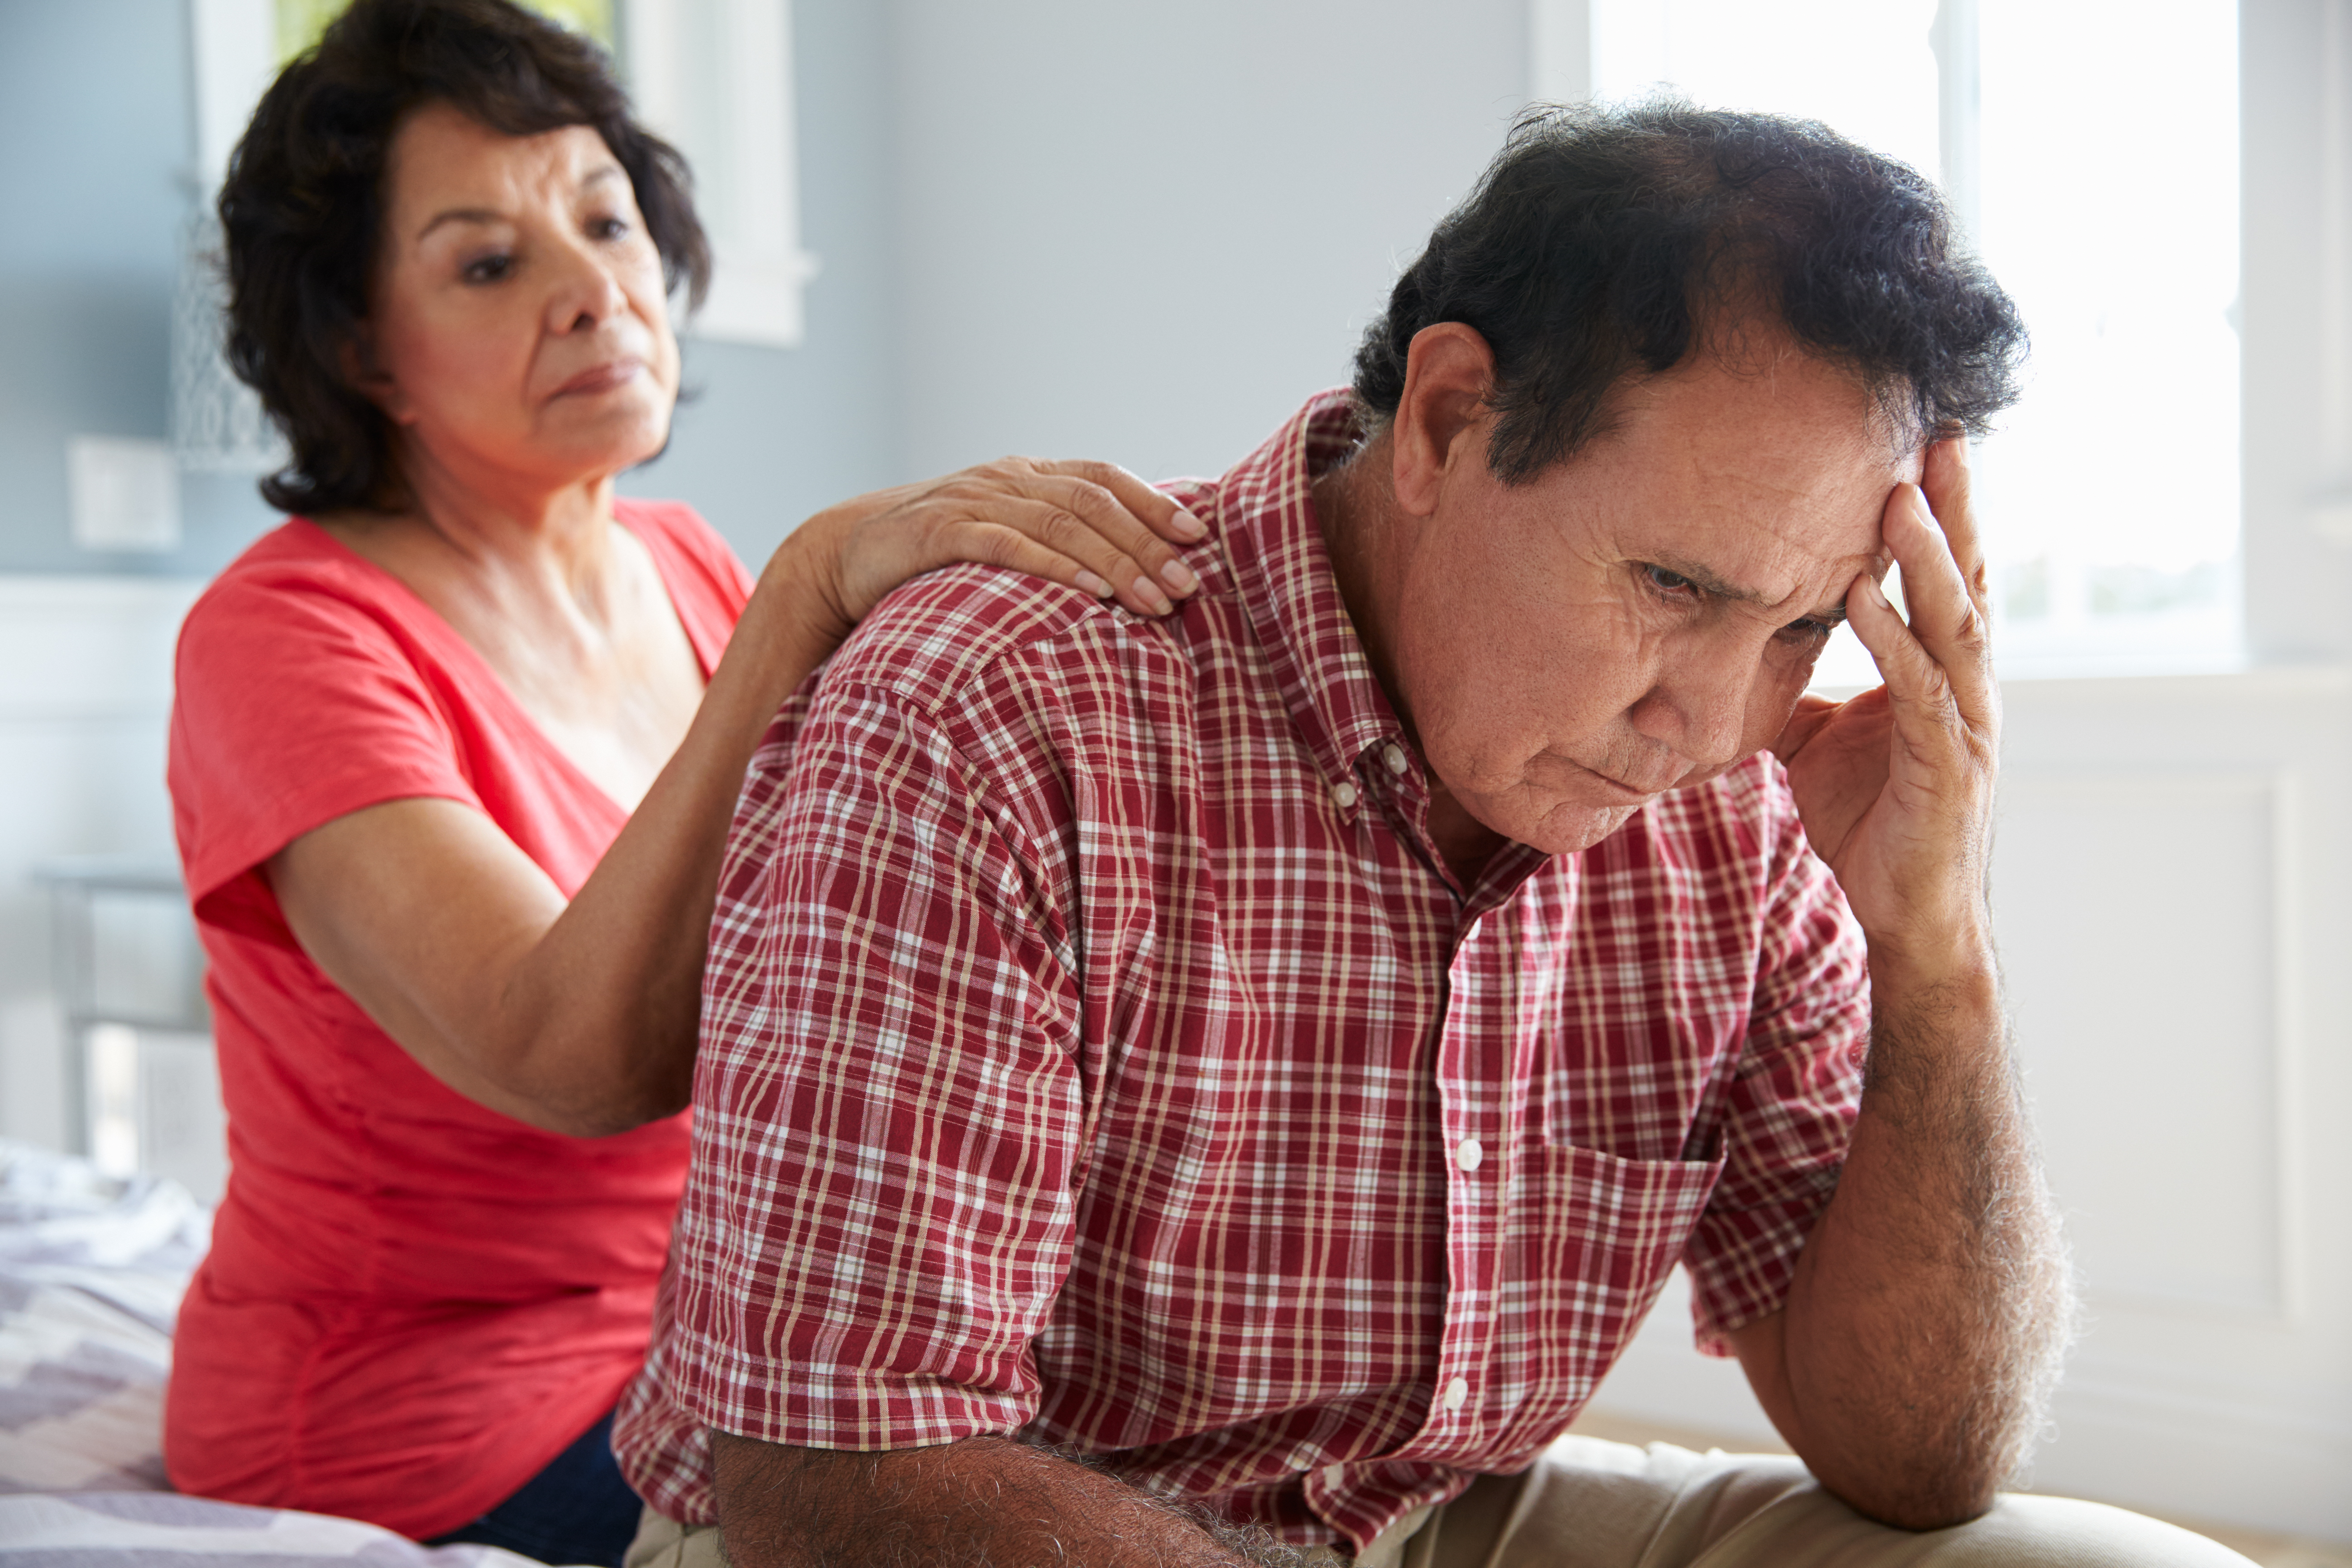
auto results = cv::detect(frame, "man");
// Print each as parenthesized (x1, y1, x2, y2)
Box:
(613, 106, 2250, 1566)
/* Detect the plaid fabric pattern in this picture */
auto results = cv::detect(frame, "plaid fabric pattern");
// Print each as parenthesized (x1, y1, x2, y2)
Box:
(615, 391, 1869, 1551)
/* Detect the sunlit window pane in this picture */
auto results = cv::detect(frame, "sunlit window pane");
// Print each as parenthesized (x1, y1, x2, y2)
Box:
(1592, 0, 1943, 180)
(1973, 0, 2240, 664)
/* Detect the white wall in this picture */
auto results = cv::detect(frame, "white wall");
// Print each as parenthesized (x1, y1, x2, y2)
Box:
(887, 0, 1530, 483)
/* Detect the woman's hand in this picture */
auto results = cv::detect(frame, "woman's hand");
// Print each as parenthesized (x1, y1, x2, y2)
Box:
(789, 458, 1210, 643)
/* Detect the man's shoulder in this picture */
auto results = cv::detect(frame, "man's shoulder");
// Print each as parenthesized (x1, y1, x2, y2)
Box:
(813, 552, 1221, 723)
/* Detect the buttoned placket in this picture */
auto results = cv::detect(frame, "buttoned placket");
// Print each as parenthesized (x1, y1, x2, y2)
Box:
(1347, 733, 1521, 1463)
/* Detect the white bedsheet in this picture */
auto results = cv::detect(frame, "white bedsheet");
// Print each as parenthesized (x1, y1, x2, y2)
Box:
(0, 1142, 554, 1566)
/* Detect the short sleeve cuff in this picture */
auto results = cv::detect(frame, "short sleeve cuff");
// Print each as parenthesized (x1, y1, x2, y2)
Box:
(1680, 1175, 1839, 1356)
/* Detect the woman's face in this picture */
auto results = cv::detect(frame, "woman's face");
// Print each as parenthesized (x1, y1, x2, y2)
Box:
(357, 102, 681, 500)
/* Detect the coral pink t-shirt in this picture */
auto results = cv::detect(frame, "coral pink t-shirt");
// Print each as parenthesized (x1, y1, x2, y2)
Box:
(162, 501, 754, 1539)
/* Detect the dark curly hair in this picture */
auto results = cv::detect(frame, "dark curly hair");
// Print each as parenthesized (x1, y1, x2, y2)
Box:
(1353, 100, 2025, 480)
(219, 0, 710, 515)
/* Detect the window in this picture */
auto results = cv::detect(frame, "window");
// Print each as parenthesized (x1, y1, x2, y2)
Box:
(1534, 0, 2246, 681)
(187, 0, 812, 349)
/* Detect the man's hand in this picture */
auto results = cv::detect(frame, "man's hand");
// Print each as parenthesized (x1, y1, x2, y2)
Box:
(1741, 436, 2072, 1531)
(710, 1431, 1304, 1568)
(1772, 436, 1998, 977)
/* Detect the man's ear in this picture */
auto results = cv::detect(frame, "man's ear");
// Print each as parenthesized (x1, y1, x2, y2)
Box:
(1389, 323, 1497, 519)
(339, 323, 412, 425)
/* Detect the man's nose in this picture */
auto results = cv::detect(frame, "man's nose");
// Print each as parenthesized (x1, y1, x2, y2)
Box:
(1629, 638, 1759, 772)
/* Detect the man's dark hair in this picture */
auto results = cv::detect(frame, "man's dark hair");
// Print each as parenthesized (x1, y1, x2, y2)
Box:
(1352, 101, 2026, 480)
(219, 0, 710, 516)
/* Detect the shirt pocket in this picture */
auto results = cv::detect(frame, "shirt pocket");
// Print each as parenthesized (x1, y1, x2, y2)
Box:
(1486, 1142, 1726, 1461)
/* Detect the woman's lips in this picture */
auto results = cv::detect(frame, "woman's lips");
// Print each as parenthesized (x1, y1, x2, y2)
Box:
(552, 358, 644, 397)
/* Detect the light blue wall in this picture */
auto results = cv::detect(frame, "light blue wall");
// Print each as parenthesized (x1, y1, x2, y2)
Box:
(0, 0, 900, 578)
(0, 0, 277, 576)
(890, 0, 1531, 485)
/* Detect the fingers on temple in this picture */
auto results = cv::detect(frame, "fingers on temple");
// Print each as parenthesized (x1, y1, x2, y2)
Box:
(1855, 487, 1993, 723)
(1921, 436, 1989, 611)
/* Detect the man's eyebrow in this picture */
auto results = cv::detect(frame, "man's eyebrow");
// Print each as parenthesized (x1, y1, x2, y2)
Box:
(1649, 554, 1851, 626)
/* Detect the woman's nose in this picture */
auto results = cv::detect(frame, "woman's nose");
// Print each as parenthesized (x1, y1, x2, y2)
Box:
(546, 243, 631, 333)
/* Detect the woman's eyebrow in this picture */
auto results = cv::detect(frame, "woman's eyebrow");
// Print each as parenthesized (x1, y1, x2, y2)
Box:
(416, 207, 504, 241)
(414, 166, 627, 240)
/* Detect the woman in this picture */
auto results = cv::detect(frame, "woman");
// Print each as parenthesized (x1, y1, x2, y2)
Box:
(161, 1, 1203, 1561)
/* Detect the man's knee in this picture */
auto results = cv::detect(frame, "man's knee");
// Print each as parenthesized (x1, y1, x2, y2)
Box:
(1875, 1492, 2262, 1568)
(1483, 1441, 2259, 1568)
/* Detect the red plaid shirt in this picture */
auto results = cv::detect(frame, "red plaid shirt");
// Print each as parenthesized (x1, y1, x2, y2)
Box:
(615, 392, 1869, 1551)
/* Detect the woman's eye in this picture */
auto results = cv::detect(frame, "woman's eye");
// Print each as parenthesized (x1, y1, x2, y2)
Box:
(587, 215, 630, 241)
(1643, 564, 1696, 596)
(461, 253, 513, 284)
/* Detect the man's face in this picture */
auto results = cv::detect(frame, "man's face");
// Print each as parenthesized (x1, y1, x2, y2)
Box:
(1388, 341, 1911, 856)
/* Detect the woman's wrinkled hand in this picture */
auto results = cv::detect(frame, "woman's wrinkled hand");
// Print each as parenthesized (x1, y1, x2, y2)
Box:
(785, 457, 1210, 641)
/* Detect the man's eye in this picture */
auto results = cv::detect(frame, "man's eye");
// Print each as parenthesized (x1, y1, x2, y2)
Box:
(461, 254, 514, 284)
(1643, 565, 1696, 595)
(1779, 618, 1835, 643)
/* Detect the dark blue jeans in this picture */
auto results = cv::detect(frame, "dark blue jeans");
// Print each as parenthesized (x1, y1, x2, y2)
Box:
(426, 1408, 643, 1567)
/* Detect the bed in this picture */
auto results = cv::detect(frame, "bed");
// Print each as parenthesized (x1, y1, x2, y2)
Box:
(0, 1138, 540, 1566)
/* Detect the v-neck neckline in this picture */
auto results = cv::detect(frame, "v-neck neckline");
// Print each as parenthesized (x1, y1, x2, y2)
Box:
(292, 509, 716, 823)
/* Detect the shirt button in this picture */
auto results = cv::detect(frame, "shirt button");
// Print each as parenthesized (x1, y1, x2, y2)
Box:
(1443, 1375, 1470, 1413)
(1322, 1463, 1347, 1490)
(1331, 780, 1359, 810)
(1455, 1137, 1484, 1172)
(1381, 741, 1410, 775)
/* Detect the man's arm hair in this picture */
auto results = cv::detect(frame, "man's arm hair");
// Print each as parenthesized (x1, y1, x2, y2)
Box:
(710, 1430, 1315, 1568)
(1730, 975, 2077, 1530)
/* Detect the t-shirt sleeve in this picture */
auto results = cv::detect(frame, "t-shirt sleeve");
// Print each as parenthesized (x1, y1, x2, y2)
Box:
(1679, 779, 1870, 1355)
(656, 676, 1086, 1453)
(170, 574, 483, 947)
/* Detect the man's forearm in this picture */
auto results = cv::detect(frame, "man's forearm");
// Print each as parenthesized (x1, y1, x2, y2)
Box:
(711, 1430, 1308, 1568)
(1760, 956, 2074, 1529)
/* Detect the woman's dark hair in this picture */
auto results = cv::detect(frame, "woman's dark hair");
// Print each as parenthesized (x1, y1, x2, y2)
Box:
(1353, 100, 2027, 480)
(219, 0, 710, 514)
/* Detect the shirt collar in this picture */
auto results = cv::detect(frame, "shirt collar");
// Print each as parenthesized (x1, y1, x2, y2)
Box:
(1212, 389, 1417, 816)
(1210, 389, 1554, 907)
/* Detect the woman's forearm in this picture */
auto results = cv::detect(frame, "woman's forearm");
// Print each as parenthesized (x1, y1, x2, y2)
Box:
(273, 466, 1199, 1136)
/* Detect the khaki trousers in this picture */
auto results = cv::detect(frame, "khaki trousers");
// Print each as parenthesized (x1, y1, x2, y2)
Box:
(623, 1436, 2258, 1568)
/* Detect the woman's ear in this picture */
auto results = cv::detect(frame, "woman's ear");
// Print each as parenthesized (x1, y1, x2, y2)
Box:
(339, 323, 413, 424)
(1389, 323, 1497, 519)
